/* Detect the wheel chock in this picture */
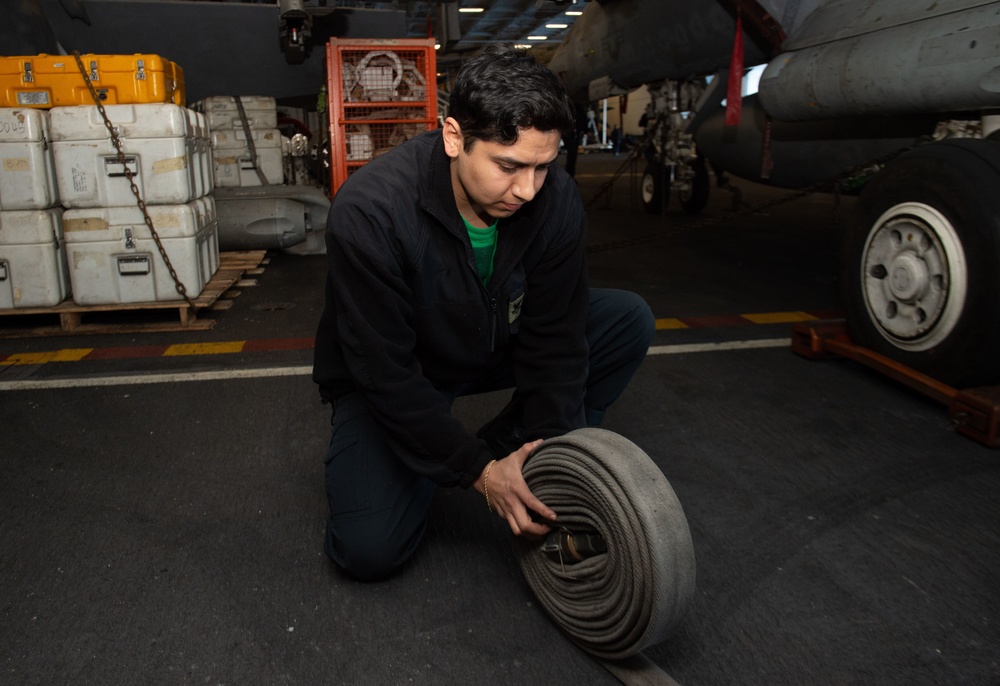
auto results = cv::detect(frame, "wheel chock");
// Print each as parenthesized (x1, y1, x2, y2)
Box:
(949, 387, 1000, 448)
(791, 320, 1000, 448)
(790, 319, 853, 360)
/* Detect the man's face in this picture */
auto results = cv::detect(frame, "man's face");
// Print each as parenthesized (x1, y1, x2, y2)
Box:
(443, 117, 562, 227)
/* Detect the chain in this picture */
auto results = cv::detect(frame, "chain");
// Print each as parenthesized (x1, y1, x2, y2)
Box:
(72, 52, 196, 307)
(584, 144, 915, 255)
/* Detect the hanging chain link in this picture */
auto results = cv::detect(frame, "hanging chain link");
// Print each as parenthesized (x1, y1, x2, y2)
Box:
(72, 52, 196, 308)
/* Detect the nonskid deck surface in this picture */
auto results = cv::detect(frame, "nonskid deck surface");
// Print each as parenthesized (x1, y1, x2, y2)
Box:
(2, 153, 997, 685)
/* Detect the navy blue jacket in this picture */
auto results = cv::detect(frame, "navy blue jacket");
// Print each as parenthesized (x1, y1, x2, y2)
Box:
(312, 129, 589, 488)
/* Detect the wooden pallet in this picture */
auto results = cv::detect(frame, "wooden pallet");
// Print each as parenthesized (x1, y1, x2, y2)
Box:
(0, 250, 268, 337)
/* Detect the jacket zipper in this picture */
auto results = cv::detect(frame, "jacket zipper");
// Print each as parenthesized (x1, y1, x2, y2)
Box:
(432, 207, 533, 355)
(462, 238, 498, 352)
(489, 297, 498, 352)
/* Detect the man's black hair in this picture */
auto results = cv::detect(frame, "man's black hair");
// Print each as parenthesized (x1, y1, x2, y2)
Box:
(448, 43, 575, 150)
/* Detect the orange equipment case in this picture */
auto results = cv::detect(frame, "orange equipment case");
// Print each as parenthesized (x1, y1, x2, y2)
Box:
(326, 38, 438, 195)
(0, 54, 186, 108)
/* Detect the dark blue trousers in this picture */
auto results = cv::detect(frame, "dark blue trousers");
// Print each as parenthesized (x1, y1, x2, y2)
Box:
(323, 288, 654, 580)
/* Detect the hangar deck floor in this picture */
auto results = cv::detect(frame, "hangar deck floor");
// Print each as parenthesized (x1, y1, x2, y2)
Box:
(1, 152, 997, 686)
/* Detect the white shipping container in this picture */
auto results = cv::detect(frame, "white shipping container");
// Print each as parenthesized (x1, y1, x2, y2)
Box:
(0, 108, 60, 210)
(191, 95, 278, 130)
(211, 128, 284, 187)
(0, 208, 69, 308)
(193, 195, 220, 278)
(184, 107, 214, 199)
(50, 103, 203, 208)
(63, 201, 219, 305)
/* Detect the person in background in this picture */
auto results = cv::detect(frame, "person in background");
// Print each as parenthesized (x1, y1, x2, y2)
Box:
(586, 104, 599, 139)
(312, 44, 654, 581)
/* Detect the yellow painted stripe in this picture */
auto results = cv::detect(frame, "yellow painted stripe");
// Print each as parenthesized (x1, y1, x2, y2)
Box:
(1, 349, 93, 365)
(163, 341, 246, 356)
(741, 311, 818, 325)
(655, 318, 689, 330)
(53, 348, 94, 362)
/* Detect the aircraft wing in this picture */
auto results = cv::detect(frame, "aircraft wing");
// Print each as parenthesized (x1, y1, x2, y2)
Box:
(547, 0, 820, 102)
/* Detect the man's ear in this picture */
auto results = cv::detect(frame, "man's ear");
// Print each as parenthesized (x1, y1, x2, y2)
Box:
(442, 117, 463, 159)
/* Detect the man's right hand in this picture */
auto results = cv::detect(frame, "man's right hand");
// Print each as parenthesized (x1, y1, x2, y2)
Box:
(475, 440, 557, 537)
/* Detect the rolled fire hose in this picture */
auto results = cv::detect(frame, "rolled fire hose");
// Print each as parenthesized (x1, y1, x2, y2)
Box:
(515, 428, 696, 681)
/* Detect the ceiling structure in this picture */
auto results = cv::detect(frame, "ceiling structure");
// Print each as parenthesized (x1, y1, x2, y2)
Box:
(6, 0, 591, 102)
(320, 0, 588, 67)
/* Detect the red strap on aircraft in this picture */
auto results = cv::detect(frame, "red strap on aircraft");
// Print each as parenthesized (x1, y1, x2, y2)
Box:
(719, 0, 788, 54)
(725, 8, 744, 127)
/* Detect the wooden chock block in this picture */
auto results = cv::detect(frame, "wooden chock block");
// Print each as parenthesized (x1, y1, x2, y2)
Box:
(948, 387, 1000, 448)
(791, 319, 850, 360)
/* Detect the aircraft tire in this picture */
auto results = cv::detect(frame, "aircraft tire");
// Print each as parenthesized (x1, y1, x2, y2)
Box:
(641, 163, 667, 214)
(680, 156, 710, 215)
(842, 138, 1000, 387)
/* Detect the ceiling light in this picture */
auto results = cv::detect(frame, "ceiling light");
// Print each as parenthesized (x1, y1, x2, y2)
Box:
(527, 35, 548, 40)
(566, 11, 583, 16)
(545, 24, 568, 29)
(459, 7, 484, 12)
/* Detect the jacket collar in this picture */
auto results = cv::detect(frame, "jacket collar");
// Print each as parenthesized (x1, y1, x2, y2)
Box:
(423, 130, 462, 230)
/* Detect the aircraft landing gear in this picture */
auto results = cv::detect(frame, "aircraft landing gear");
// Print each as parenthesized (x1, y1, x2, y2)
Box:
(842, 138, 1000, 387)
(640, 157, 710, 215)
(640, 163, 666, 214)
(679, 155, 710, 214)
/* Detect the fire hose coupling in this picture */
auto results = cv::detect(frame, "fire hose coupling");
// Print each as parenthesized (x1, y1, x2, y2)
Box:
(542, 527, 608, 563)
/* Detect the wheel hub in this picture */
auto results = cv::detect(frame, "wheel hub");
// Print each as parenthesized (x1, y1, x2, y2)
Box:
(861, 202, 967, 350)
(641, 173, 655, 204)
(888, 251, 929, 302)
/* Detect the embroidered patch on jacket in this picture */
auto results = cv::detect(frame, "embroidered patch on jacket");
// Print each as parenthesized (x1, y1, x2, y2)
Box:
(508, 294, 525, 324)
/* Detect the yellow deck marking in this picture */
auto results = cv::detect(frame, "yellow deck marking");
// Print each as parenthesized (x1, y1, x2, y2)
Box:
(655, 318, 688, 330)
(742, 311, 818, 325)
(1, 349, 93, 365)
(163, 341, 246, 356)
